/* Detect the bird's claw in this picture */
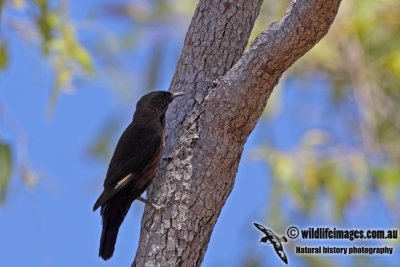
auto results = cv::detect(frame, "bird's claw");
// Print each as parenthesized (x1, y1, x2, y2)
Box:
(150, 203, 162, 210)
(137, 196, 162, 211)
(212, 79, 219, 88)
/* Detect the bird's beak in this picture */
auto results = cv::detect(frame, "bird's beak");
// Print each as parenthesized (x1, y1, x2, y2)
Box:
(172, 92, 186, 98)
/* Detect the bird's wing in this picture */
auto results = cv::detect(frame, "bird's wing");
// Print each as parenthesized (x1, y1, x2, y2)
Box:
(254, 222, 270, 235)
(272, 242, 288, 264)
(93, 173, 135, 211)
(93, 123, 162, 211)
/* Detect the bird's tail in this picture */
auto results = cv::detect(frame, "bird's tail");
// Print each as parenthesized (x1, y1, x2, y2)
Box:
(99, 197, 132, 260)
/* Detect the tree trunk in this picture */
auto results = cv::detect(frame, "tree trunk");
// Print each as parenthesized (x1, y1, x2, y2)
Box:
(133, 0, 342, 266)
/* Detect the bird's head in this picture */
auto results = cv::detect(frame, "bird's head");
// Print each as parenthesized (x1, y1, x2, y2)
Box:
(134, 91, 185, 123)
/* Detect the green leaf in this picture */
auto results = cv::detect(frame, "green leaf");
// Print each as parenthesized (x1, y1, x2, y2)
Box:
(0, 0, 4, 13)
(0, 42, 8, 69)
(61, 24, 93, 73)
(0, 142, 12, 205)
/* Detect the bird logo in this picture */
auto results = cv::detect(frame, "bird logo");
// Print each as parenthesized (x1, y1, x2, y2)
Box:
(254, 222, 288, 264)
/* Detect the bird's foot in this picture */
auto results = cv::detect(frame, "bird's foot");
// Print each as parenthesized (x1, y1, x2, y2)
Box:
(212, 79, 219, 88)
(137, 196, 162, 210)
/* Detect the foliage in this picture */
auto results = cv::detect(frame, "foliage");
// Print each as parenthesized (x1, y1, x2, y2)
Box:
(258, 0, 400, 216)
(0, 41, 7, 69)
(1, 0, 93, 106)
(1, 0, 89, 199)
(0, 142, 12, 204)
(254, 1, 400, 266)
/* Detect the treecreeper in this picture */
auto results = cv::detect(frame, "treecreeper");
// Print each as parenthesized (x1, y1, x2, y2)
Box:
(93, 91, 185, 260)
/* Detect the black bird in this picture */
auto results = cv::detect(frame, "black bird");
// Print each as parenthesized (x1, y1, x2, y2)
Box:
(254, 223, 288, 264)
(93, 91, 185, 260)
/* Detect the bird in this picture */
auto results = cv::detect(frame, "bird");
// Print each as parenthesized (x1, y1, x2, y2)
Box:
(93, 91, 185, 260)
(254, 222, 288, 264)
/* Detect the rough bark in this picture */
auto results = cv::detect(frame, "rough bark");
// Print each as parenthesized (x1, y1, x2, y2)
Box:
(133, 0, 342, 266)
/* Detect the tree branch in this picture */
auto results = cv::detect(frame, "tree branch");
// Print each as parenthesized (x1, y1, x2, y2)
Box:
(207, 0, 342, 139)
(133, 0, 342, 266)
